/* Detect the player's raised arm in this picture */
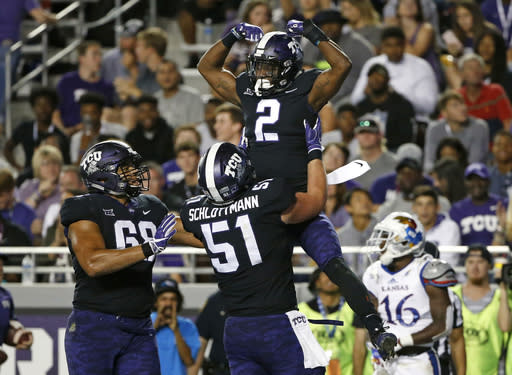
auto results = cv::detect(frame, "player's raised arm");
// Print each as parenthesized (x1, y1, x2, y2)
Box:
(197, 23, 263, 106)
(287, 20, 352, 112)
(281, 119, 326, 224)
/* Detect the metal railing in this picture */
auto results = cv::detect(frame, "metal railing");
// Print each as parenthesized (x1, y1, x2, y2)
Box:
(4, 0, 157, 138)
(1, 245, 509, 284)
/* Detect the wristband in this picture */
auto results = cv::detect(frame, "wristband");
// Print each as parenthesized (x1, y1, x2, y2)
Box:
(222, 32, 239, 48)
(308, 149, 322, 162)
(303, 19, 329, 46)
(141, 242, 154, 258)
(399, 333, 414, 347)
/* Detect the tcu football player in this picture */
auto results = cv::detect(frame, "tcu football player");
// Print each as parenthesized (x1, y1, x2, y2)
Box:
(198, 18, 395, 357)
(61, 140, 200, 375)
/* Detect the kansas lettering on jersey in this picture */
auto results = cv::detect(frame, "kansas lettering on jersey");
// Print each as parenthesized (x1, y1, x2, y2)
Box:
(363, 257, 437, 347)
(61, 193, 168, 318)
(181, 178, 297, 316)
(236, 69, 322, 191)
(449, 195, 505, 245)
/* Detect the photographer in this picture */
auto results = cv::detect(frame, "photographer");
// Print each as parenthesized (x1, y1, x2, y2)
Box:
(151, 279, 200, 375)
(452, 244, 512, 375)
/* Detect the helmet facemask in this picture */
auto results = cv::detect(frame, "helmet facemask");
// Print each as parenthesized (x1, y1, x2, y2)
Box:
(117, 158, 150, 198)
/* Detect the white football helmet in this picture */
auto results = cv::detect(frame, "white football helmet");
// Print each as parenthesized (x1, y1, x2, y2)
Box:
(366, 212, 425, 266)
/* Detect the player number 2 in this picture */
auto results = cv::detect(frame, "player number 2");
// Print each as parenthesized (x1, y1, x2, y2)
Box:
(381, 294, 420, 327)
(200, 214, 262, 273)
(255, 99, 280, 142)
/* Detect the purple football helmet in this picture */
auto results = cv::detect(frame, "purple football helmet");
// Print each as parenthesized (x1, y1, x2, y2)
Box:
(247, 31, 303, 96)
(198, 142, 256, 203)
(79, 140, 150, 197)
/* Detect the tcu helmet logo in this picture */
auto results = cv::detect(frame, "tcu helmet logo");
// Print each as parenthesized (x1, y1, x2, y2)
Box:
(80, 151, 102, 170)
(224, 153, 243, 178)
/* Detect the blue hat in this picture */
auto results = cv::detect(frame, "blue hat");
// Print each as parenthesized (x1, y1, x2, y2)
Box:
(464, 163, 489, 179)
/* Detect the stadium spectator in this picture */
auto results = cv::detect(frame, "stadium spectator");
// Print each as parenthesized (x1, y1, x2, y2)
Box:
(151, 279, 200, 375)
(351, 26, 439, 116)
(0, 251, 33, 362)
(101, 19, 144, 84)
(163, 143, 202, 213)
(0, 1, 56, 125)
(383, 0, 440, 39)
(449, 163, 505, 245)
(114, 27, 168, 100)
(323, 143, 354, 229)
(143, 162, 166, 201)
(322, 103, 358, 157)
(154, 59, 204, 129)
(369, 143, 432, 207)
(214, 103, 243, 145)
(69, 92, 127, 164)
(475, 28, 512, 100)
(340, 0, 382, 50)
(397, 0, 444, 87)
(350, 118, 397, 190)
(56, 41, 116, 136)
(412, 185, 461, 266)
(431, 158, 467, 205)
(336, 188, 376, 276)
(442, 1, 493, 57)
(354, 63, 415, 151)
(376, 157, 451, 220)
(196, 97, 223, 155)
(178, 0, 239, 68)
(458, 53, 512, 138)
(303, 9, 375, 106)
(299, 269, 373, 374)
(161, 125, 202, 189)
(125, 95, 174, 164)
(190, 291, 230, 375)
(279, 0, 326, 22)
(16, 145, 62, 238)
(4, 87, 69, 171)
(452, 244, 512, 375)
(0, 169, 36, 240)
(224, 0, 274, 74)
(434, 137, 469, 168)
(424, 90, 489, 172)
(481, 0, 512, 53)
(489, 130, 512, 199)
(0, 216, 31, 282)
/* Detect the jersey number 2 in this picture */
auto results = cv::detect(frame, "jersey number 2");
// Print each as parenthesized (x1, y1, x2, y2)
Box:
(200, 214, 262, 273)
(255, 99, 280, 142)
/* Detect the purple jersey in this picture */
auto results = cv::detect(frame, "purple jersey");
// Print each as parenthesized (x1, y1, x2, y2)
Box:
(449, 194, 505, 245)
(0, 0, 38, 42)
(56, 71, 115, 128)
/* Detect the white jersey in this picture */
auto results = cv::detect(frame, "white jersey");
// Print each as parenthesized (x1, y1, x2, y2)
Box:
(363, 257, 434, 347)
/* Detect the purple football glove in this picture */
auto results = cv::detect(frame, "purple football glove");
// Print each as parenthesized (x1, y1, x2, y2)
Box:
(147, 213, 177, 255)
(231, 22, 263, 42)
(287, 20, 304, 38)
(304, 117, 322, 155)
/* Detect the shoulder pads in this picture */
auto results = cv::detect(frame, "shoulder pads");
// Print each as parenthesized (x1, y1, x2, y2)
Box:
(422, 259, 457, 288)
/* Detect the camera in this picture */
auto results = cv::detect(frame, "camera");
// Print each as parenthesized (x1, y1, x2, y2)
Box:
(500, 263, 512, 288)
